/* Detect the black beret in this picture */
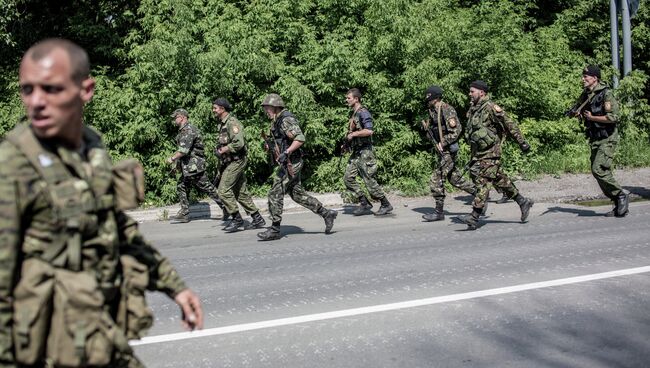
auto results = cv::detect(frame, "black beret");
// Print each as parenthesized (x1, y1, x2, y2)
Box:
(470, 80, 489, 92)
(425, 85, 443, 101)
(212, 97, 232, 112)
(582, 65, 601, 79)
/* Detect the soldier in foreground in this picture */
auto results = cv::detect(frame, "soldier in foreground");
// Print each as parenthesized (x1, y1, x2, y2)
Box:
(212, 97, 266, 232)
(566, 65, 628, 217)
(257, 93, 338, 241)
(343, 88, 393, 216)
(458, 80, 534, 230)
(167, 108, 228, 223)
(0, 38, 202, 368)
(420, 85, 476, 222)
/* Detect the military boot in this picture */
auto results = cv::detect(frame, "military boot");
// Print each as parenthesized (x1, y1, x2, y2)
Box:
(496, 193, 510, 204)
(514, 194, 534, 222)
(374, 197, 393, 216)
(224, 212, 244, 232)
(422, 201, 444, 222)
(245, 211, 267, 230)
(354, 195, 374, 216)
(211, 195, 230, 222)
(605, 200, 618, 217)
(457, 208, 481, 230)
(319, 208, 338, 234)
(257, 223, 282, 241)
(171, 209, 190, 223)
(615, 191, 629, 217)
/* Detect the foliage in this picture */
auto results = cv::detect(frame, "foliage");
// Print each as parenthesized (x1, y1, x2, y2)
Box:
(1, 0, 650, 204)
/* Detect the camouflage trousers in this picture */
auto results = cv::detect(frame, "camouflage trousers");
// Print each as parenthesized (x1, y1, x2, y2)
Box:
(177, 171, 220, 212)
(268, 159, 324, 224)
(430, 150, 476, 203)
(217, 157, 259, 215)
(469, 158, 518, 209)
(344, 147, 385, 200)
(590, 132, 623, 199)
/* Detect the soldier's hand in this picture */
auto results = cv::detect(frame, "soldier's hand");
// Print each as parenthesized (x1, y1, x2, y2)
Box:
(520, 141, 531, 153)
(278, 150, 288, 164)
(174, 289, 204, 331)
(421, 119, 429, 130)
(583, 111, 593, 121)
(166, 157, 174, 165)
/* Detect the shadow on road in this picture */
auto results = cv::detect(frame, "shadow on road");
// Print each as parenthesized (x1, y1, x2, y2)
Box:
(541, 206, 604, 217)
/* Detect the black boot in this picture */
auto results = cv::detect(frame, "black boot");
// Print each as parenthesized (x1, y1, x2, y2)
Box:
(211, 196, 230, 222)
(171, 209, 190, 223)
(319, 207, 338, 234)
(496, 193, 509, 204)
(224, 212, 244, 232)
(422, 200, 444, 222)
(514, 194, 534, 222)
(605, 199, 618, 217)
(375, 196, 393, 216)
(353, 195, 373, 216)
(245, 211, 267, 230)
(615, 191, 629, 217)
(257, 222, 281, 241)
(458, 208, 481, 230)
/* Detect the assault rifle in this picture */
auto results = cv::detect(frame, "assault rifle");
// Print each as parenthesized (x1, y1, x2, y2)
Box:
(261, 130, 295, 177)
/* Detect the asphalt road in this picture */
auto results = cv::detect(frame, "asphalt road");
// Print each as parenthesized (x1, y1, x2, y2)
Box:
(132, 197, 650, 368)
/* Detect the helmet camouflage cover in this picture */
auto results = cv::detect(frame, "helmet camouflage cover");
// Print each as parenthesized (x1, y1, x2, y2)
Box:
(261, 93, 285, 108)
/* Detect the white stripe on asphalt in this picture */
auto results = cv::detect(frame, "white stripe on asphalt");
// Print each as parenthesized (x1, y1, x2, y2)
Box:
(130, 265, 650, 346)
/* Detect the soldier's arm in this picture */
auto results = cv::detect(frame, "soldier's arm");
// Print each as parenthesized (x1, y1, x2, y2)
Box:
(352, 109, 374, 138)
(226, 121, 246, 153)
(493, 106, 526, 146)
(442, 106, 462, 145)
(116, 213, 187, 297)
(282, 117, 306, 154)
(600, 89, 619, 124)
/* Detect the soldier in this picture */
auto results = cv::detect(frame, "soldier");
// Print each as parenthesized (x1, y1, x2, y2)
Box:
(0, 38, 203, 368)
(166, 108, 227, 223)
(420, 85, 476, 222)
(567, 65, 628, 217)
(458, 80, 534, 230)
(212, 97, 266, 232)
(257, 93, 338, 241)
(343, 88, 393, 216)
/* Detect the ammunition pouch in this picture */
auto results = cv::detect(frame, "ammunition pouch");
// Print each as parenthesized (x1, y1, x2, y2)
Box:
(586, 122, 615, 141)
(448, 142, 460, 154)
(469, 126, 498, 151)
(112, 159, 145, 211)
(116, 255, 154, 340)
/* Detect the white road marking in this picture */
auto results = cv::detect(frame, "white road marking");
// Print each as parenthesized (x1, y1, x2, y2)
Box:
(130, 265, 650, 346)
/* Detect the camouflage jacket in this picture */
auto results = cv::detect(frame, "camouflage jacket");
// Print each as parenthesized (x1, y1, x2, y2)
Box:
(466, 96, 526, 160)
(424, 101, 462, 150)
(574, 81, 619, 123)
(0, 124, 187, 365)
(348, 106, 373, 150)
(217, 113, 246, 161)
(270, 109, 305, 162)
(175, 122, 206, 177)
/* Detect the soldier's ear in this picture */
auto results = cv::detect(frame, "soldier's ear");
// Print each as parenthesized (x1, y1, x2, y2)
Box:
(80, 77, 95, 103)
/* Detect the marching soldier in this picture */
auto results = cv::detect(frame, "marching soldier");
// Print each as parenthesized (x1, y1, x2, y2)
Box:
(212, 97, 266, 232)
(420, 85, 476, 221)
(343, 88, 393, 216)
(458, 80, 534, 230)
(167, 108, 227, 223)
(566, 65, 628, 217)
(257, 93, 338, 241)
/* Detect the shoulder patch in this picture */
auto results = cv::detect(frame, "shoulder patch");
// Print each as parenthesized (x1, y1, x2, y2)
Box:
(493, 104, 503, 113)
(232, 125, 240, 134)
(448, 118, 457, 128)
(604, 101, 612, 112)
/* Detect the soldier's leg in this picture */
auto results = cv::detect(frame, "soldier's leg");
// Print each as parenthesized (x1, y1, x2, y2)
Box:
(356, 148, 392, 216)
(423, 154, 446, 222)
(194, 171, 228, 220)
(447, 152, 476, 195)
(458, 160, 492, 229)
(258, 167, 286, 241)
(590, 136, 627, 216)
(345, 154, 373, 215)
(174, 175, 191, 221)
(492, 162, 533, 222)
(287, 161, 337, 233)
(232, 158, 261, 215)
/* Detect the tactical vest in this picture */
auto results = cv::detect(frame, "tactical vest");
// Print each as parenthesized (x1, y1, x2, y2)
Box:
(5, 124, 151, 367)
(467, 102, 500, 152)
(272, 111, 302, 160)
(349, 107, 373, 151)
(217, 116, 246, 164)
(585, 87, 615, 140)
(427, 107, 449, 143)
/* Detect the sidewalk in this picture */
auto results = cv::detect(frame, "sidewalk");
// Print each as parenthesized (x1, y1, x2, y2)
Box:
(126, 167, 650, 222)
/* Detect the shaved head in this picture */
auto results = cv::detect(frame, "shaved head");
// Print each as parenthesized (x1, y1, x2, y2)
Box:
(24, 38, 90, 83)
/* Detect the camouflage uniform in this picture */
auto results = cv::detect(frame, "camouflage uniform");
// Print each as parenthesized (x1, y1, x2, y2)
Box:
(0, 124, 187, 367)
(574, 81, 626, 216)
(215, 113, 264, 231)
(422, 101, 476, 221)
(258, 105, 337, 240)
(344, 106, 392, 215)
(461, 95, 533, 229)
(174, 122, 223, 219)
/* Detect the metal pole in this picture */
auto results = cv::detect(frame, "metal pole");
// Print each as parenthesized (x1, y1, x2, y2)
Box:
(621, 0, 633, 76)
(610, 0, 620, 87)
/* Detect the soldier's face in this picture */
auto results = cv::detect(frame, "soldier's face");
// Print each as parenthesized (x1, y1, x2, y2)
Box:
(469, 87, 484, 104)
(345, 93, 358, 107)
(19, 48, 94, 143)
(582, 74, 598, 89)
(212, 104, 225, 117)
(173, 115, 186, 126)
(263, 105, 277, 119)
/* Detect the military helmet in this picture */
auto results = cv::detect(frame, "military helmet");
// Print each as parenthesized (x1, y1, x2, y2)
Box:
(261, 93, 285, 108)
